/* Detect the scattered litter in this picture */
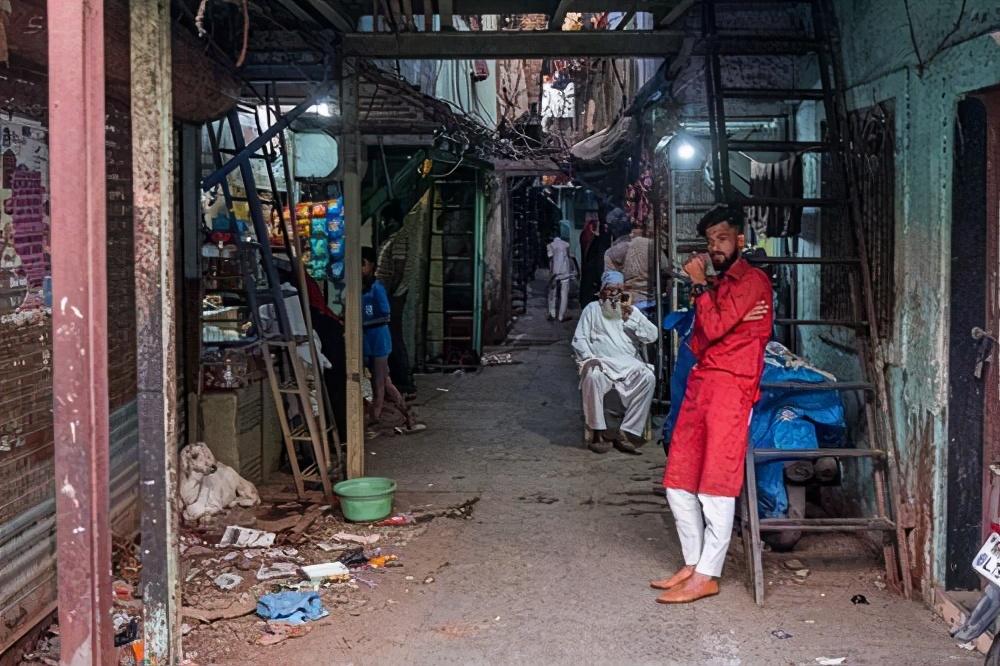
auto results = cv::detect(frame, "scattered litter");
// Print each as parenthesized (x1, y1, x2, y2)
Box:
(453, 369, 465, 376)
(222, 552, 239, 561)
(850, 594, 869, 605)
(405, 576, 415, 581)
(219, 526, 276, 549)
(958, 642, 976, 651)
(376, 514, 416, 527)
(337, 548, 368, 568)
(256, 562, 300, 581)
(301, 562, 351, 582)
(771, 629, 793, 640)
(213, 573, 243, 591)
(784, 559, 806, 570)
(795, 569, 810, 578)
(804, 620, 816, 624)
(436, 388, 450, 392)
(316, 542, 346, 552)
(113, 615, 140, 647)
(353, 574, 378, 589)
(257, 622, 312, 646)
(423, 576, 435, 584)
(815, 658, 846, 665)
(256, 591, 329, 625)
(481, 352, 515, 366)
(112, 580, 134, 601)
(368, 554, 399, 568)
(873, 579, 887, 590)
(183, 596, 257, 624)
(334, 532, 380, 546)
(494, 616, 501, 622)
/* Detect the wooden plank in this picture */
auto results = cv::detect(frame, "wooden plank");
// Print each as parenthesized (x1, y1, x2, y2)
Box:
(342, 57, 366, 479)
(130, 0, 181, 661)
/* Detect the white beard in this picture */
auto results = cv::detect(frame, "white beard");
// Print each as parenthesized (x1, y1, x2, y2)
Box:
(600, 299, 622, 320)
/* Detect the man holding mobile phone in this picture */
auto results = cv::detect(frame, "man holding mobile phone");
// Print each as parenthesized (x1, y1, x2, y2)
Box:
(651, 205, 772, 604)
(572, 270, 659, 454)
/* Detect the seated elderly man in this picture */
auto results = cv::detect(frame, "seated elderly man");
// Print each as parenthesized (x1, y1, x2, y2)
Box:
(572, 270, 659, 454)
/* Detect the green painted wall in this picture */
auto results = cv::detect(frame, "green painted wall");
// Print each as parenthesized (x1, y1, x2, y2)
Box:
(833, 0, 1000, 595)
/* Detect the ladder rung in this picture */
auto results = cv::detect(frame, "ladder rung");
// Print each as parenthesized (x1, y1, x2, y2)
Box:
(720, 87, 826, 101)
(705, 37, 826, 56)
(753, 448, 886, 461)
(747, 256, 860, 265)
(737, 196, 844, 207)
(263, 338, 295, 348)
(727, 140, 831, 153)
(290, 426, 314, 441)
(774, 319, 867, 327)
(760, 381, 873, 392)
(758, 517, 895, 533)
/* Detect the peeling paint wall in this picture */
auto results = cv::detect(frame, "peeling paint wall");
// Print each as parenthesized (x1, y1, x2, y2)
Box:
(832, 0, 1000, 596)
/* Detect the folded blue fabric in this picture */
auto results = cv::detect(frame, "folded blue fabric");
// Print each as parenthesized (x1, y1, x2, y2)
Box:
(256, 591, 328, 625)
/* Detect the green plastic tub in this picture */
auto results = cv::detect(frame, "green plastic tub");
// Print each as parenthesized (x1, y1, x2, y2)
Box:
(334, 477, 397, 522)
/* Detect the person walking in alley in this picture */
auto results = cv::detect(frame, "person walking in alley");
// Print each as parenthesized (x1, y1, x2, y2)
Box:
(652, 206, 772, 604)
(546, 230, 577, 322)
(572, 270, 659, 454)
(362, 247, 425, 434)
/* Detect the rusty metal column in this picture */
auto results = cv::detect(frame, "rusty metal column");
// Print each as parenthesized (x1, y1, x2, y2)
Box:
(131, 0, 180, 661)
(48, 0, 113, 663)
(341, 57, 366, 478)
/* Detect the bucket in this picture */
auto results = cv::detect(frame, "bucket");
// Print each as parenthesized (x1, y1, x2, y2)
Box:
(334, 477, 397, 522)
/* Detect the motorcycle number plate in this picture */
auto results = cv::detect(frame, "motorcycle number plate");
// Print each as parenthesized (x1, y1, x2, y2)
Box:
(973, 533, 1000, 583)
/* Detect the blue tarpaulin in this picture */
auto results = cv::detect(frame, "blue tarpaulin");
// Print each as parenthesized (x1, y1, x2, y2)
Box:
(256, 591, 329, 625)
(750, 342, 846, 518)
(661, 309, 697, 446)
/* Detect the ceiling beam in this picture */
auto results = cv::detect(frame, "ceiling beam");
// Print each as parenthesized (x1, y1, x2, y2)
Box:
(341, 29, 686, 58)
(549, 0, 575, 30)
(300, 0, 355, 32)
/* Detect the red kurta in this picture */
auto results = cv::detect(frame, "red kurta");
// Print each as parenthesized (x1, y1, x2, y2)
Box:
(663, 258, 773, 497)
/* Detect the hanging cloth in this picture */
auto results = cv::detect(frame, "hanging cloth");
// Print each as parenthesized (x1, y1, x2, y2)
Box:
(746, 155, 803, 237)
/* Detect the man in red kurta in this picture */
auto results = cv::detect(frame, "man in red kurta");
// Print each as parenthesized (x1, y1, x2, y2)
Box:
(652, 206, 772, 604)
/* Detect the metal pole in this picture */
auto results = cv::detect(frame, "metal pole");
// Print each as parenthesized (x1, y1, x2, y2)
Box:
(342, 56, 366, 478)
(48, 0, 113, 663)
(130, 0, 180, 660)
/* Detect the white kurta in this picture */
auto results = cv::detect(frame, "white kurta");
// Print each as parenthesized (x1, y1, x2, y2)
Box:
(572, 301, 658, 436)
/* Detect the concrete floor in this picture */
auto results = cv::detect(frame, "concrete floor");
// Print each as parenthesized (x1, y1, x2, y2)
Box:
(242, 280, 977, 666)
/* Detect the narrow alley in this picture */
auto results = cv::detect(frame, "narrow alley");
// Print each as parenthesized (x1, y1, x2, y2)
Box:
(202, 281, 977, 666)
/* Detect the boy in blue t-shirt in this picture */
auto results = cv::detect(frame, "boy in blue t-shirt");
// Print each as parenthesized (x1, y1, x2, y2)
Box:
(362, 247, 424, 432)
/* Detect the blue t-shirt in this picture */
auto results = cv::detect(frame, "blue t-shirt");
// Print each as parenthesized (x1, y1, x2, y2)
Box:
(362, 280, 392, 358)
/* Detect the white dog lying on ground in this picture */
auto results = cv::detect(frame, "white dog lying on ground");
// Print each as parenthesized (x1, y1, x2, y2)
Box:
(179, 442, 260, 522)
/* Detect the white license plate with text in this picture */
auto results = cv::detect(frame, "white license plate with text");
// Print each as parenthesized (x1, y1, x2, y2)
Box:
(973, 532, 1000, 584)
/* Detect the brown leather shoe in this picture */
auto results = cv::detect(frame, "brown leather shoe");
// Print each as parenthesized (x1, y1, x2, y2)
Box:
(655, 578, 719, 604)
(650, 567, 694, 590)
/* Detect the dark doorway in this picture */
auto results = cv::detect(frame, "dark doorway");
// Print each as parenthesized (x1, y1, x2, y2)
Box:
(946, 97, 989, 590)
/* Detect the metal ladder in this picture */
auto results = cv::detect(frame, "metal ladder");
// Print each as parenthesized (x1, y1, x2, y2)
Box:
(700, 0, 912, 603)
(203, 105, 339, 500)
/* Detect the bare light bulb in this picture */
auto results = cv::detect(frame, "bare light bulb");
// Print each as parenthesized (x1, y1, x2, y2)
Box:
(676, 141, 696, 161)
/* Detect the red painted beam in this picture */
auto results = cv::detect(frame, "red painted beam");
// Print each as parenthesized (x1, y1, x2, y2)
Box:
(47, 0, 113, 664)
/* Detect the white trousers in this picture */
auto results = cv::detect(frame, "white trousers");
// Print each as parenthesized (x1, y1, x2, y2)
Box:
(548, 276, 571, 321)
(666, 488, 736, 578)
(581, 365, 654, 437)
